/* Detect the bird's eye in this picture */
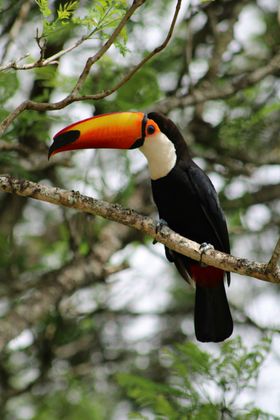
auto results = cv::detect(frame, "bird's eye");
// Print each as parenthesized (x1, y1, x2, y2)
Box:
(147, 124, 155, 135)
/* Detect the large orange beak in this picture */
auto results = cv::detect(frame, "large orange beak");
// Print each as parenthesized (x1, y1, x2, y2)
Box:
(48, 112, 147, 159)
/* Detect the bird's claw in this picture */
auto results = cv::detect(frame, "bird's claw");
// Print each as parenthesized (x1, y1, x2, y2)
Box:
(153, 218, 168, 244)
(199, 242, 214, 266)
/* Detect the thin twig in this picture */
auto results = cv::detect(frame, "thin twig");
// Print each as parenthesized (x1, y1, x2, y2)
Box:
(266, 238, 280, 273)
(0, 0, 146, 134)
(0, 54, 30, 71)
(0, 174, 279, 283)
(71, 0, 182, 100)
(0, 0, 183, 135)
(0, 33, 93, 71)
(0, 1, 128, 71)
(2, 43, 279, 139)
(91, 0, 182, 98)
(72, 0, 147, 95)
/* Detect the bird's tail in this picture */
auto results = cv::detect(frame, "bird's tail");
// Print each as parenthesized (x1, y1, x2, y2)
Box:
(194, 280, 233, 342)
(189, 264, 233, 342)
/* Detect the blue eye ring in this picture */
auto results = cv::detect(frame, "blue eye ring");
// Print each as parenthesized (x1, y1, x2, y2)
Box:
(147, 124, 155, 135)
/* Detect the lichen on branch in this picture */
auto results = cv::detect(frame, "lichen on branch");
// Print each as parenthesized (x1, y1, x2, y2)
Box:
(0, 174, 279, 283)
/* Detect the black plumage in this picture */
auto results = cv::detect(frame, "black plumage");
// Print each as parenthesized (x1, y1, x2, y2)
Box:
(48, 110, 233, 342)
(148, 112, 233, 342)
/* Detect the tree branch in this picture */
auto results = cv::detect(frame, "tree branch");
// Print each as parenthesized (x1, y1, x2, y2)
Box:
(267, 238, 280, 273)
(0, 218, 133, 350)
(0, 33, 94, 71)
(0, 174, 279, 283)
(156, 51, 280, 113)
(0, 1, 145, 72)
(71, 0, 147, 95)
(0, 0, 183, 136)
(223, 183, 280, 211)
(68, 0, 182, 101)
(0, 0, 145, 134)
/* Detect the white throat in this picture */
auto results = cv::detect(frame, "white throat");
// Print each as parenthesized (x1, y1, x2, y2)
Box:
(140, 132, 176, 180)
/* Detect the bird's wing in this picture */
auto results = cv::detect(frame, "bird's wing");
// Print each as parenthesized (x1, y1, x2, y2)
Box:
(186, 162, 230, 253)
(186, 163, 231, 285)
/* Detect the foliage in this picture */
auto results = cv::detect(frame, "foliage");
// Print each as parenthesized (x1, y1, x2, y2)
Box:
(35, 0, 129, 55)
(0, 72, 19, 104)
(219, 97, 280, 154)
(0, 0, 280, 419)
(118, 337, 274, 419)
(17, 384, 113, 420)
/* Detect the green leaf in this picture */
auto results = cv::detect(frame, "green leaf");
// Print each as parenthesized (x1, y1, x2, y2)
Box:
(35, 0, 52, 17)
(118, 337, 272, 418)
(0, 72, 19, 103)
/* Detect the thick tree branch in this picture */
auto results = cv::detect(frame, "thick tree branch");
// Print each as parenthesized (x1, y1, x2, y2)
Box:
(0, 174, 279, 283)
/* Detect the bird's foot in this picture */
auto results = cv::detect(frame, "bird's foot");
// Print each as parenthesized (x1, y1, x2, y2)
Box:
(153, 218, 168, 244)
(199, 242, 214, 266)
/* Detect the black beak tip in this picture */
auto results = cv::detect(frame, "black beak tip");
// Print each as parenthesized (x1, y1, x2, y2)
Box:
(48, 146, 54, 160)
(47, 130, 81, 160)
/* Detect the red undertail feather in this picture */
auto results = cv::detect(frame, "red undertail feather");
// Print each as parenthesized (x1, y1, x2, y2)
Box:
(189, 264, 233, 342)
(189, 265, 224, 287)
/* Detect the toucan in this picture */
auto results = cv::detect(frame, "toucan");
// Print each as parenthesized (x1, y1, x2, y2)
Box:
(49, 111, 233, 342)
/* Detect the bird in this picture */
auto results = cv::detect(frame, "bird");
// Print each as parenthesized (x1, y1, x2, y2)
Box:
(49, 111, 233, 342)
